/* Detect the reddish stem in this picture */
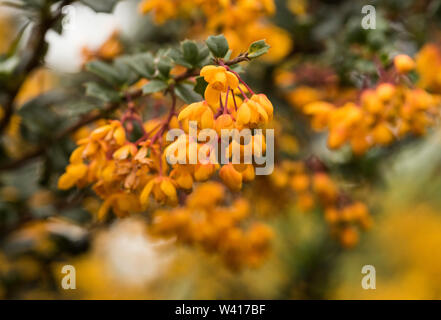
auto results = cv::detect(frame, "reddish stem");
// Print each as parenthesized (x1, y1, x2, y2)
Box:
(231, 89, 238, 111)
(224, 86, 230, 114)
(237, 84, 248, 100)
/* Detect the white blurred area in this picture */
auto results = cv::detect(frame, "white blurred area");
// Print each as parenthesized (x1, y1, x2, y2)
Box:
(94, 217, 174, 287)
(44, 0, 140, 72)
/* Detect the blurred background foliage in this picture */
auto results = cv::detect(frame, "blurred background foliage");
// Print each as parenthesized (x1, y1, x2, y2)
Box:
(1, 0, 441, 299)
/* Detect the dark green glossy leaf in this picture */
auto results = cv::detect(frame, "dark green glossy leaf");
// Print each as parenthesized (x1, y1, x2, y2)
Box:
(175, 83, 200, 103)
(206, 35, 229, 58)
(193, 76, 208, 97)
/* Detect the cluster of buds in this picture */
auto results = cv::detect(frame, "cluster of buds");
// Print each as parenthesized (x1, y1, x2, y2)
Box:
(304, 82, 440, 155)
(270, 160, 371, 248)
(150, 182, 273, 269)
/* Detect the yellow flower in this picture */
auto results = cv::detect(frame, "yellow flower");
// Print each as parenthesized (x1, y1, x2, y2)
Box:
(303, 101, 334, 130)
(394, 54, 415, 74)
(214, 114, 235, 136)
(139, 176, 178, 208)
(178, 101, 214, 131)
(98, 193, 142, 220)
(313, 173, 338, 204)
(201, 66, 239, 106)
(113, 144, 138, 160)
(169, 165, 194, 190)
(186, 181, 225, 209)
(251, 94, 274, 120)
(339, 227, 359, 248)
(201, 66, 239, 91)
(58, 163, 88, 190)
(219, 163, 243, 191)
(138, 0, 177, 24)
(236, 94, 273, 128)
(288, 86, 323, 108)
(371, 122, 394, 145)
(194, 163, 218, 181)
(234, 163, 255, 182)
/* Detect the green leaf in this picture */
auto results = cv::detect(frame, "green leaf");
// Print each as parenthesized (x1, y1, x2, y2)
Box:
(182, 40, 199, 65)
(120, 53, 155, 79)
(247, 40, 270, 59)
(168, 48, 193, 69)
(114, 57, 139, 85)
(64, 101, 99, 116)
(85, 60, 124, 86)
(193, 76, 208, 97)
(175, 83, 200, 103)
(85, 82, 121, 102)
(206, 35, 229, 58)
(157, 56, 173, 79)
(142, 79, 168, 94)
(80, 0, 120, 13)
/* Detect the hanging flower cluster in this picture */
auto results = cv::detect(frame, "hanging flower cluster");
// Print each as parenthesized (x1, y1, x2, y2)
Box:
(283, 54, 441, 155)
(150, 182, 273, 269)
(58, 41, 274, 226)
(172, 64, 273, 192)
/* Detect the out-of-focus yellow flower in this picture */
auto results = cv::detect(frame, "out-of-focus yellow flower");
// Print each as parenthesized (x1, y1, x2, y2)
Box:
(416, 44, 441, 92)
(288, 86, 323, 109)
(139, 0, 178, 24)
(288, 0, 307, 16)
(394, 54, 415, 74)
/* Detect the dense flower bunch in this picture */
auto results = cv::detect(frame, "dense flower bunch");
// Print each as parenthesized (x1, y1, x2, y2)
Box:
(270, 160, 371, 248)
(284, 54, 441, 155)
(58, 58, 274, 231)
(58, 119, 146, 218)
(173, 64, 273, 192)
(304, 84, 440, 154)
(150, 182, 273, 269)
(138, 0, 292, 61)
